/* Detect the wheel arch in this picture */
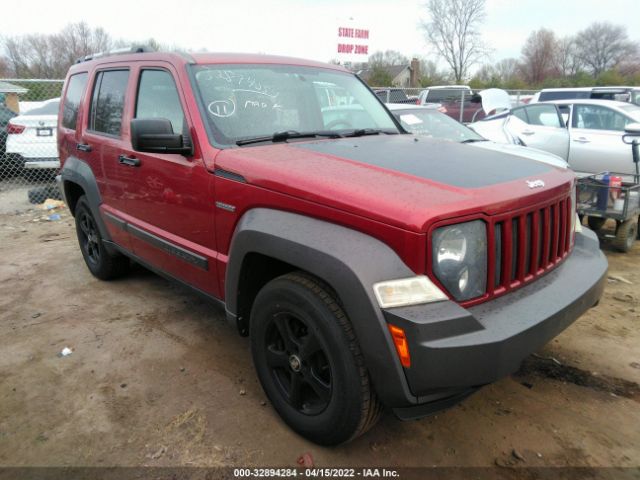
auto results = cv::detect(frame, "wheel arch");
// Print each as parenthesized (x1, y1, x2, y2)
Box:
(225, 208, 418, 407)
(60, 156, 113, 246)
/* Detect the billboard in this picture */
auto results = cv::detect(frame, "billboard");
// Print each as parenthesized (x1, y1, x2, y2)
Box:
(336, 21, 370, 62)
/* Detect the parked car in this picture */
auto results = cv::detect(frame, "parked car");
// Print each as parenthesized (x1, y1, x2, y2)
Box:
(6, 97, 60, 176)
(373, 88, 416, 104)
(531, 87, 640, 106)
(0, 104, 17, 176)
(469, 99, 640, 176)
(416, 85, 484, 123)
(57, 48, 606, 445)
(388, 104, 567, 169)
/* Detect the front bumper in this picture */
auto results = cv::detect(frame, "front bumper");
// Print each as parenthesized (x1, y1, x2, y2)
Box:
(383, 228, 607, 417)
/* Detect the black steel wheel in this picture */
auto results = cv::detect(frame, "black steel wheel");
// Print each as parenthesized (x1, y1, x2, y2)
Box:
(78, 208, 101, 266)
(265, 311, 332, 415)
(250, 272, 382, 445)
(74, 195, 129, 280)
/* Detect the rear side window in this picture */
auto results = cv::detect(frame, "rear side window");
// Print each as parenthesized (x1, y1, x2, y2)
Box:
(135, 70, 184, 134)
(572, 104, 630, 131)
(62, 73, 88, 129)
(90, 70, 129, 136)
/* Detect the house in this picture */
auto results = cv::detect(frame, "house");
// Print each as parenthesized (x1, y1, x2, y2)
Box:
(0, 81, 28, 113)
(357, 58, 421, 87)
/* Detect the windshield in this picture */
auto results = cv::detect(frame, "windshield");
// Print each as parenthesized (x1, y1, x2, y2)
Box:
(620, 104, 640, 122)
(192, 64, 399, 146)
(632, 91, 640, 106)
(394, 109, 484, 142)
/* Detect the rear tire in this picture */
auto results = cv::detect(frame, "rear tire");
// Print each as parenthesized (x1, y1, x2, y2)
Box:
(74, 195, 129, 280)
(587, 216, 606, 231)
(250, 272, 382, 445)
(612, 219, 637, 253)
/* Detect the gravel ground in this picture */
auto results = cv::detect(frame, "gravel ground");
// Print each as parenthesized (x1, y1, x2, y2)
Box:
(0, 204, 638, 474)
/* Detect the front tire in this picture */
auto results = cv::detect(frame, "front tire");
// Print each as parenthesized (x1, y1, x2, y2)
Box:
(74, 195, 129, 280)
(250, 272, 381, 445)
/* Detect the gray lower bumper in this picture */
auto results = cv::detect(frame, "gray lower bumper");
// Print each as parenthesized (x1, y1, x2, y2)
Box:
(384, 228, 607, 409)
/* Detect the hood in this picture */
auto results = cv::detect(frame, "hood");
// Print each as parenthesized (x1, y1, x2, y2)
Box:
(472, 141, 568, 169)
(215, 135, 574, 232)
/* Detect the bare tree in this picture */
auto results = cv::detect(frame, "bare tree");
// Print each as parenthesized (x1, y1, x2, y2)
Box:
(519, 28, 558, 84)
(421, 0, 489, 82)
(368, 50, 409, 68)
(0, 56, 9, 77)
(575, 22, 637, 76)
(417, 58, 450, 85)
(554, 36, 582, 77)
(494, 58, 519, 83)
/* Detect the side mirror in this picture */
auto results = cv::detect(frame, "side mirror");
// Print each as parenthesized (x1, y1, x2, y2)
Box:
(130, 118, 193, 155)
(624, 122, 640, 135)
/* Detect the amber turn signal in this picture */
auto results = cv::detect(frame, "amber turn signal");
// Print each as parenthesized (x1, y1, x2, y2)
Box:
(387, 324, 411, 368)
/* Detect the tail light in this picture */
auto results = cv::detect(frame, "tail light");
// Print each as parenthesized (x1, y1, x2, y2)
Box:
(437, 106, 447, 113)
(7, 123, 25, 134)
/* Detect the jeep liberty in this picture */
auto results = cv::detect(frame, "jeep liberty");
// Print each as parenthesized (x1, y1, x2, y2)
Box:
(57, 49, 607, 445)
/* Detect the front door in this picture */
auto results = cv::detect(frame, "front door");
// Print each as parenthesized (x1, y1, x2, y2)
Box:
(116, 65, 220, 298)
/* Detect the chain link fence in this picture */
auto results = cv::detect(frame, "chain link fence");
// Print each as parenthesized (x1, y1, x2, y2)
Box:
(0, 79, 64, 212)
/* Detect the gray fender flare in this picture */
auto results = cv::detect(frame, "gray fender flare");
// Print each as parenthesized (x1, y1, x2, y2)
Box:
(225, 208, 419, 407)
(60, 156, 112, 245)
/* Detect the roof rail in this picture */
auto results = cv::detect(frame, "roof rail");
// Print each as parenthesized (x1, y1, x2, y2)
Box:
(75, 45, 155, 64)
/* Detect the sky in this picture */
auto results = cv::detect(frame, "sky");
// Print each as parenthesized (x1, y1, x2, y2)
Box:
(0, 0, 638, 67)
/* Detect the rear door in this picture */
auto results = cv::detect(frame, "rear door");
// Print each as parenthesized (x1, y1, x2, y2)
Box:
(81, 66, 134, 250)
(506, 104, 569, 159)
(568, 104, 635, 175)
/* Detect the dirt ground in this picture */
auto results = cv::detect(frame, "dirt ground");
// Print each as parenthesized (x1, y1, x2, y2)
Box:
(0, 203, 639, 471)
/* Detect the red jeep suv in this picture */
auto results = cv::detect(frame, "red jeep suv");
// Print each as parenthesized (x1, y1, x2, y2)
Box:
(57, 48, 607, 445)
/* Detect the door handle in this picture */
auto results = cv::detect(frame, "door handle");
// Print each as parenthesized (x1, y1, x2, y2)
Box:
(573, 137, 590, 143)
(76, 143, 92, 152)
(118, 154, 141, 167)
(521, 129, 535, 136)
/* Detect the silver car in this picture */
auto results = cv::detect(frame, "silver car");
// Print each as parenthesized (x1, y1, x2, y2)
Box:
(469, 99, 640, 176)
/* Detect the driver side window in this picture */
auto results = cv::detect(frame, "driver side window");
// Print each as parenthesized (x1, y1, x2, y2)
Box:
(136, 69, 185, 134)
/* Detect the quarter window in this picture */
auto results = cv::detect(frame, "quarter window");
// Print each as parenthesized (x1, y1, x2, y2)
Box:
(62, 73, 88, 130)
(90, 70, 129, 136)
(135, 70, 185, 134)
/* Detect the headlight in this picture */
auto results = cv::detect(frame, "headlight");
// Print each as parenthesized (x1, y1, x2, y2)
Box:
(432, 220, 487, 302)
(373, 276, 447, 308)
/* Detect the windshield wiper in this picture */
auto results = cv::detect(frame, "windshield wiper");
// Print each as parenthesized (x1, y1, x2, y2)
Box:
(236, 130, 342, 146)
(461, 138, 488, 143)
(344, 128, 394, 138)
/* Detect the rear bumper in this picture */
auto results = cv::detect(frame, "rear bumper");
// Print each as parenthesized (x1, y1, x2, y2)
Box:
(1, 153, 59, 170)
(383, 228, 606, 416)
